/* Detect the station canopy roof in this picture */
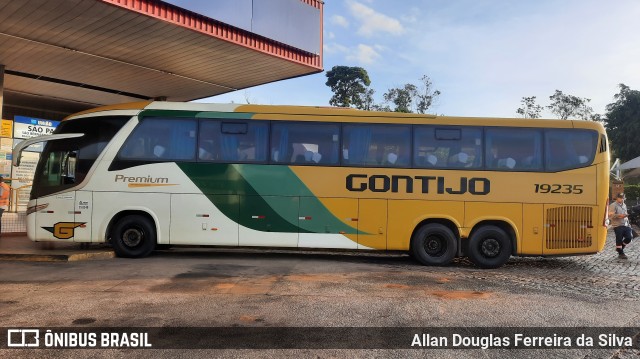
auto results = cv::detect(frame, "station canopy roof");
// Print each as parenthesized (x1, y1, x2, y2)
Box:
(0, 0, 323, 117)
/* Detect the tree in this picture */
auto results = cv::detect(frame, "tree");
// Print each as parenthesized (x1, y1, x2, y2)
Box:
(516, 96, 543, 118)
(325, 66, 371, 109)
(361, 88, 376, 111)
(590, 113, 604, 122)
(604, 84, 640, 162)
(243, 90, 255, 104)
(382, 75, 441, 113)
(575, 100, 595, 121)
(383, 84, 417, 113)
(415, 75, 441, 114)
(547, 90, 593, 120)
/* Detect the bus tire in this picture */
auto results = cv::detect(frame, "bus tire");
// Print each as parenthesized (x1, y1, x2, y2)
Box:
(410, 223, 458, 266)
(467, 225, 511, 269)
(110, 215, 157, 258)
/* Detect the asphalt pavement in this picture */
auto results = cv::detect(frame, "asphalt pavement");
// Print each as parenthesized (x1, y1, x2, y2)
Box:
(0, 231, 638, 358)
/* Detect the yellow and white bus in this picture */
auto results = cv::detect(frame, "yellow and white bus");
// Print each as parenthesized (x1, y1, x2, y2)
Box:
(13, 101, 610, 268)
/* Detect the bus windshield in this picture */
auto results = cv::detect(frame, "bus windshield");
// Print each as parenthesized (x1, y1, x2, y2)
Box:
(31, 116, 130, 198)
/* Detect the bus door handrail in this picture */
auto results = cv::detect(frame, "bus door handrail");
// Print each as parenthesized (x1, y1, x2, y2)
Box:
(12, 133, 84, 167)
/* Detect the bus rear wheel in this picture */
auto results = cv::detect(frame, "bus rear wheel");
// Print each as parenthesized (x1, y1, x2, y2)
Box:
(410, 223, 458, 266)
(467, 225, 511, 269)
(111, 215, 156, 258)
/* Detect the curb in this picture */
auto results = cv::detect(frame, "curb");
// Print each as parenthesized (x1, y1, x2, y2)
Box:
(0, 251, 115, 262)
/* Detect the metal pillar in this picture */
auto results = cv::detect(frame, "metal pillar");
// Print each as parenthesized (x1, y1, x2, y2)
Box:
(0, 64, 4, 120)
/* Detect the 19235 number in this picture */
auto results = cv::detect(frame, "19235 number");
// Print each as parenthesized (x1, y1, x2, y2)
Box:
(534, 184, 583, 194)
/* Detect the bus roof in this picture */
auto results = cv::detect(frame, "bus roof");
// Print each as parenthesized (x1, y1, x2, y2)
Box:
(65, 101, 606, 132)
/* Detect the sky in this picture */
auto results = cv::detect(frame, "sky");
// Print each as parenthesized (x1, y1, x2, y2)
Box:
(175, 0, 640, 118)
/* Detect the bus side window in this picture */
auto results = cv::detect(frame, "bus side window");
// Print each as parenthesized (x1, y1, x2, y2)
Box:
(486, 128, 542, 171)
(125, 138, 147, 158)
(120, 133, 152, 160)
(414, 126, 481, 169)
(198, 121, 221, 161)
(198, 120, 268, 162)
(271, 122, 339, 165)
(343, 124, 410, 167)
(545, 129, 598, 171)
(119, 118, 196, 161)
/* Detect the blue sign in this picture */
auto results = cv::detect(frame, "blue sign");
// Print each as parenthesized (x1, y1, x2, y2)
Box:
(13, 116, 60, 140)
(14, 116, 59, 128)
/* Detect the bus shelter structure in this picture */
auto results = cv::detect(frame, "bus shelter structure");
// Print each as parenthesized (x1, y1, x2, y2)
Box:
(0, 0, 323, 120)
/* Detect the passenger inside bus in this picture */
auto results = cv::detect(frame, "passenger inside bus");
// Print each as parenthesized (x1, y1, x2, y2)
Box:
(198, 145, 213, 160)
(448, 152, 469, 167)
(386, 152, 398, 165)
(153, 144, 166, 158)
(425, 153, 438, 166)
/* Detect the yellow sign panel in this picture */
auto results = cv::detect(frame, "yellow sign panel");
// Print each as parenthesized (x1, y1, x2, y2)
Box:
(1, 119, 13, 138)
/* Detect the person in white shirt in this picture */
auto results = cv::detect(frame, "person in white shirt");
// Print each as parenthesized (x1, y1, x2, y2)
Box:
(608, 193, 633, 259)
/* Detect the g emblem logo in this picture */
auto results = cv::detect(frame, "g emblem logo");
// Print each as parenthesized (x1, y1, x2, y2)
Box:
(42, 222, 86, 239)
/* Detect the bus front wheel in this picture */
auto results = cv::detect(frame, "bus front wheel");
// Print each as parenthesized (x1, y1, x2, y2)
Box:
(467, 225, 511, 269)
(410, 223, 458, 266)
(111, 215, 157, 258)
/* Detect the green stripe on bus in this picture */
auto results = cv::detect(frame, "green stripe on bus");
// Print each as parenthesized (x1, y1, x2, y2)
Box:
(177, 163, 360, 234)
(234, 165, 361, 234)
(177, 163, 303, 233)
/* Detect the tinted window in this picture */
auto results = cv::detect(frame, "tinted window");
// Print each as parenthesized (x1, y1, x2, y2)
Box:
(199, 120, 268, 162)
(599, 135, 607, 153)
(343, 124, 410, 167)
(119, 118, 196, 161)
(545, 129, 598, 171)
(271, 122, 340, 165)
(414, 126, 482, 168)
(32, 116, 130, 198)
(486, 128, 542, 171)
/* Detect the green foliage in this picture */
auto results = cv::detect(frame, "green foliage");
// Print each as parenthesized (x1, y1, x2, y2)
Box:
(382, 75, 441, 113)
(516, 96, 543, 118)
(415, 75, 441, 114)
(383, 84, 417, 113)
(361, 88, 376, 111)
(623, 184, 640, 201)
(325, 66, 371, 109)
(325, 66, 441, 113)
(604, 84, 640, 162)
(547, 90, 593, 120)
